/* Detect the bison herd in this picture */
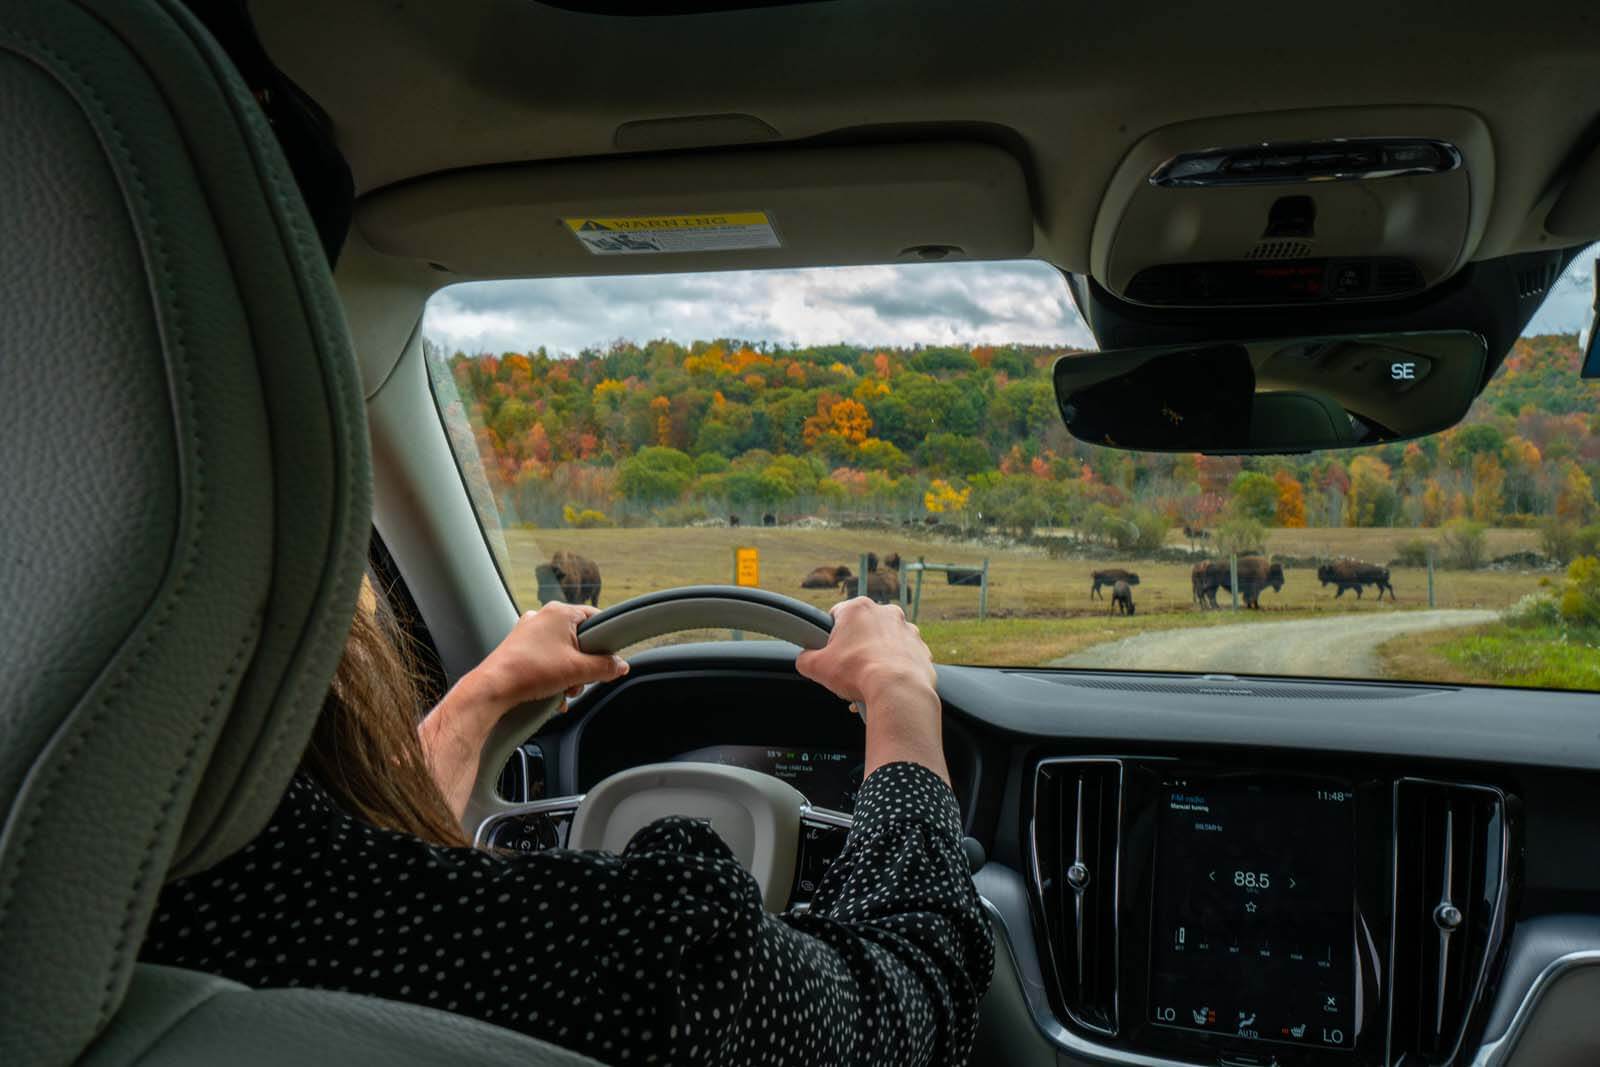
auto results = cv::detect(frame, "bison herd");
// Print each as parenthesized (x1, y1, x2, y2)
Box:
(1190, 557, 1284, 609)
(800, 552, 903, 603)
(1087, 556, 1394, 613)
(534, 544, 1397, 618)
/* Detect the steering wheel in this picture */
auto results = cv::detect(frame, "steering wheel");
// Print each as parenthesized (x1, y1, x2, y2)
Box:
(463, 586, 846, 910)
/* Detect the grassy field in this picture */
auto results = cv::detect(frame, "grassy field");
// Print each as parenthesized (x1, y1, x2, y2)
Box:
(1378, 621, 1600, 691)
(502, 525, 1547, 667)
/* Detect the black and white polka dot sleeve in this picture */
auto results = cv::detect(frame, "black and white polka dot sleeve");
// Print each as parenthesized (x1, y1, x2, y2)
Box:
(141, 761, 993, 1067)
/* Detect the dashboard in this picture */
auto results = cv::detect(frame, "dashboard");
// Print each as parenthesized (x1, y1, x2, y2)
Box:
(479, 642, 1600, 1067)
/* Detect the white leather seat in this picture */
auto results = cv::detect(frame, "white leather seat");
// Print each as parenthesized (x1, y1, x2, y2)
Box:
(0, 2, 599, 1063)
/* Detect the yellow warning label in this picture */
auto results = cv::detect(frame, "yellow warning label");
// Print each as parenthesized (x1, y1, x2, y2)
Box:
(562, 211, 781, 256)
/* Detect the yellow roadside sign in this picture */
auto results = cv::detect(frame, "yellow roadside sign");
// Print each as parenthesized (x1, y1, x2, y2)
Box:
(734, 546, 760, 587)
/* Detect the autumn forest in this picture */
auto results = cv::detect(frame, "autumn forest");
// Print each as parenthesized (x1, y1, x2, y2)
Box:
(426, 332, 1600, 553)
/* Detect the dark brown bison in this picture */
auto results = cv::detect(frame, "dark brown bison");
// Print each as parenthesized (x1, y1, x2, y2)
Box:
(729, 514, 741, 527)
(1090, 568, 1140, 599)
(801, 564, 853, 589)
(1317, 560, 1395, 601)
(762, 512, 777, 526)
(841, 569, 900, 604)
(1193, 556, 1284, 609)
(837, 551, 903, 603)
(1111, 580, 1136, 615)
(548, 550, 602, 606)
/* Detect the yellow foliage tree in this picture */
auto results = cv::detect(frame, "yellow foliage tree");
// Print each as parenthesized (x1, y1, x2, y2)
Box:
(803, 397, 872, 447)
(853, 377, 891, 402)
(1421, 478, 1446, 526)
(1344, 455, 1395, 527)
(592, 378, 627, 410)
(1556, 462, 1597, 523)
(924, 479, 971, 514)
(1470, 455, 1505, 523)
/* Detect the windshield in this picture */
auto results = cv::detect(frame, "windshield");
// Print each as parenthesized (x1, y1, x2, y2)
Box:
(425, 256, 1600, 692)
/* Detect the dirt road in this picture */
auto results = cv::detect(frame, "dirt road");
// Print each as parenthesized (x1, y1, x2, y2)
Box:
(1049, 609, 1497, 677)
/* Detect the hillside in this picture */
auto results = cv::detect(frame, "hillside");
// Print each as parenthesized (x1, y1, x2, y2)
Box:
(426, 333, 1600, 540)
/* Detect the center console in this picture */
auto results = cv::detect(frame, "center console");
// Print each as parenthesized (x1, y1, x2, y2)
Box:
(1028, 756, 1513, 1067)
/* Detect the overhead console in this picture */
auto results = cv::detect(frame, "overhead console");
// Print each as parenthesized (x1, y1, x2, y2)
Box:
(1089, 108, 1494, 309)
(1027, 754, 1512, 1067)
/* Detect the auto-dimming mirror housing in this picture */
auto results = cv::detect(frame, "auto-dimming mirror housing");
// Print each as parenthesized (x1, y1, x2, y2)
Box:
(1052, 330, 1487, 454)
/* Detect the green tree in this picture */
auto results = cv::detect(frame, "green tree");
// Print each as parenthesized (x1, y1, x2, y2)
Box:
(616, 446, 693, 503)
(1444, 424, 1506, 469)
(918, 432, 993, 477)
(1228, 471, 1281, 524)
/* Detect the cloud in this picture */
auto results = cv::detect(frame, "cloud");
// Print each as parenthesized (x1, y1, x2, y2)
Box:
(423, 244, 1600, 357)
(423, 261, 1093, 354)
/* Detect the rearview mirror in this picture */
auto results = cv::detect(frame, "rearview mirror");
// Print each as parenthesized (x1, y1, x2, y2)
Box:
(1052, 330, 1487, 454)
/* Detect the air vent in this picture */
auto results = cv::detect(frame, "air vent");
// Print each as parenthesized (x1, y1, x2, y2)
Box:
(1388, 779, 1510, 1064)
(1373, 258, 1425, 296)
(1246, 240, 1313, 260)
(1030, 758, 1123, 1035)
(1515, 263, 1560, 299)
(1017, 673, 1439, 701)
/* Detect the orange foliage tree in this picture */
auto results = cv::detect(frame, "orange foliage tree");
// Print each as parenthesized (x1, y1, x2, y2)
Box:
(1273, 470, 1307, 527)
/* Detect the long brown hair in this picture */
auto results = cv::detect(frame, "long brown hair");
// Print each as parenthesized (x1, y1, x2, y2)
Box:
(301, 576, 467, 847)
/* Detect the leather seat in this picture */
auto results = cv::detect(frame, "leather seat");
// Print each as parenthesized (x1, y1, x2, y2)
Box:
(0, 1, 598, 1063)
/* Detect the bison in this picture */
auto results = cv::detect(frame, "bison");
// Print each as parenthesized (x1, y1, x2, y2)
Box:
(841, 569, 900, 604)
(1090, 568, 1140, 600)
(837, 550, 903, 604)
(1111, 579, 1136, 616)
(801, 564, 854, 589)
(1192, 556, 1284, 609)
(1317, 560, 1395, 601)
(762, 512, 777, 526)
(548, 549, 602, 606)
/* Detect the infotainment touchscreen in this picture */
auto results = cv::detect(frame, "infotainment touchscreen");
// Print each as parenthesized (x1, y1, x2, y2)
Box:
(1148, 777, 1356, 1051)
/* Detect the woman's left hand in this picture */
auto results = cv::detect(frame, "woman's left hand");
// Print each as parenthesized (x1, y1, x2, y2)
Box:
(420, 602, 629, 820)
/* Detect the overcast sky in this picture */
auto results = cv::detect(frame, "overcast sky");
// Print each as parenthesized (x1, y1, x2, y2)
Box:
(424, 247, 1599, 356)
(423, 261, 1092, 355)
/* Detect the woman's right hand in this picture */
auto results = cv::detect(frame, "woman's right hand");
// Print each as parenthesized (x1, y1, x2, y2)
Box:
(421, 602, 629, 820)
(795, 597, 948, 784)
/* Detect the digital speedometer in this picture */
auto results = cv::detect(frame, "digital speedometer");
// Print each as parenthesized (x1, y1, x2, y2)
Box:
(669, 745, 863, 812)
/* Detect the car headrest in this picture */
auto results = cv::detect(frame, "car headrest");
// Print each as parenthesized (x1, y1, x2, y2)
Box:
(0, 0, 370, 1059)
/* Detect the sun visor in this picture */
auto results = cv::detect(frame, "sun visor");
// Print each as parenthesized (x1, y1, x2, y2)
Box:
(355, 142, 1033, 278)
(1088, 107, 1494, 308)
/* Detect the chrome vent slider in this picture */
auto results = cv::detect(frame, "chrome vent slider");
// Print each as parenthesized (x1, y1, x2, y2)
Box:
(1387, 778, 1512, 1065)
(1029, 758, 1124, 1037)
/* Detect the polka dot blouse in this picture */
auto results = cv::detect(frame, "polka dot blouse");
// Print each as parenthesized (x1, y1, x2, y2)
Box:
(141, 761, 995, 1066)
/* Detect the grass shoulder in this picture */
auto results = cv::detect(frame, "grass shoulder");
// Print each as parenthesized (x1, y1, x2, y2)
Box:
(1377, 620, 1600, 690)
